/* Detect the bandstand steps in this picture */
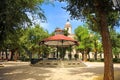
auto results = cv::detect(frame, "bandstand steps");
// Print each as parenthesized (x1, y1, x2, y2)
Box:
(31, 60, 87, 68)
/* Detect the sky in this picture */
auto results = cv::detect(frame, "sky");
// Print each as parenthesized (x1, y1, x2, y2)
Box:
(40, 1, 84, 34)
(40, 0, 120, 34)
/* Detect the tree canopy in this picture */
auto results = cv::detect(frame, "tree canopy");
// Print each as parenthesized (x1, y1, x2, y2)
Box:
(18, 25, 49, 59)
(20, 25, 49, 51)
(0, 0, 45, 47)
(59, 0, 120, 30)
(75, 25, 102, 61)
(110, 30, 120, 58)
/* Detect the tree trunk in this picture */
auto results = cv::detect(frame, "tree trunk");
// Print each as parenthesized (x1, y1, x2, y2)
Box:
(88, 53, 90, 61)
(115, 55, 118, 59)
(84, 50, 87, 61)
(81, 53, 84, 61)
(100, 53, 102, 59)
(1, 50, 4, 60)
(94, 0, 114, 79)
(99, 8, 114, 80)
(94, 52, 97, 60)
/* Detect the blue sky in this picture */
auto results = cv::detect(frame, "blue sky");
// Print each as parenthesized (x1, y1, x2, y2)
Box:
(40, 1, 120, 33)
(40, 1, 84, 33)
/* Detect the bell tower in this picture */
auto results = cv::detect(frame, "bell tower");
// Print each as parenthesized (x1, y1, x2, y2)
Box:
(64, 19, 72, 34)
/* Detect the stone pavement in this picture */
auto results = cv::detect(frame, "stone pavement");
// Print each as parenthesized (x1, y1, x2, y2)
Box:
(0, 61, 120, 80)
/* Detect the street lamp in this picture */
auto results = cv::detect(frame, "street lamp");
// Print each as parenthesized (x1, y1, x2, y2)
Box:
(112, 0, 120, 10)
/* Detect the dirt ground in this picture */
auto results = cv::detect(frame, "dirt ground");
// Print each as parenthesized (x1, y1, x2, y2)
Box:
(0, 61, 120, 80)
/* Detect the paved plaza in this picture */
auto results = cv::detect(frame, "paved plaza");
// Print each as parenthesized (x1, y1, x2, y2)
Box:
(0, 61, 120, 80)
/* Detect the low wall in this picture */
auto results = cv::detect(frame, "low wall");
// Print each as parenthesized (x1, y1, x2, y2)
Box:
(31, 59, 86, 67)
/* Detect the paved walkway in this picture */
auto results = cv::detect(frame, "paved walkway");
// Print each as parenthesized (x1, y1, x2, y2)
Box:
(0, 61, 120, 80)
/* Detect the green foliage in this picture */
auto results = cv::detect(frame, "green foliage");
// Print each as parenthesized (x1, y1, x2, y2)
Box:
(90, 32, 102, 52)
(63, 28, 69, 36)
(75, 25, 102, 60)
(75, 25, 93, 50)
(0, 27, 22, 50)
(20, 25, 49, 54)
(0, 0, 45, 47)
(110, 30, 120, 57)
(59, 0, 119, 28)
(18, 25, 49, 59)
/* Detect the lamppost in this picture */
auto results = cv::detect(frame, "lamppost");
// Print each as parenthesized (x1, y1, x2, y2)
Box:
(112, 0, 120, 10)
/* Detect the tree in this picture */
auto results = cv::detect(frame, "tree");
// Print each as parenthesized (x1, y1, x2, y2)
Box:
(75, 26, 93, 61)
(59, 0, 120, 80)
(110, 30, 120, 59)
(0, 27, 23, 60)
(64, 28, 69, 36)
(20, 25, 49, 60)
(90, 32, 102, 60)
(0, 0, 45, 48)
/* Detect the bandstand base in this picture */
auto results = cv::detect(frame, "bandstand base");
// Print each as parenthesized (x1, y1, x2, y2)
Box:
(31, 59, 86, 68)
